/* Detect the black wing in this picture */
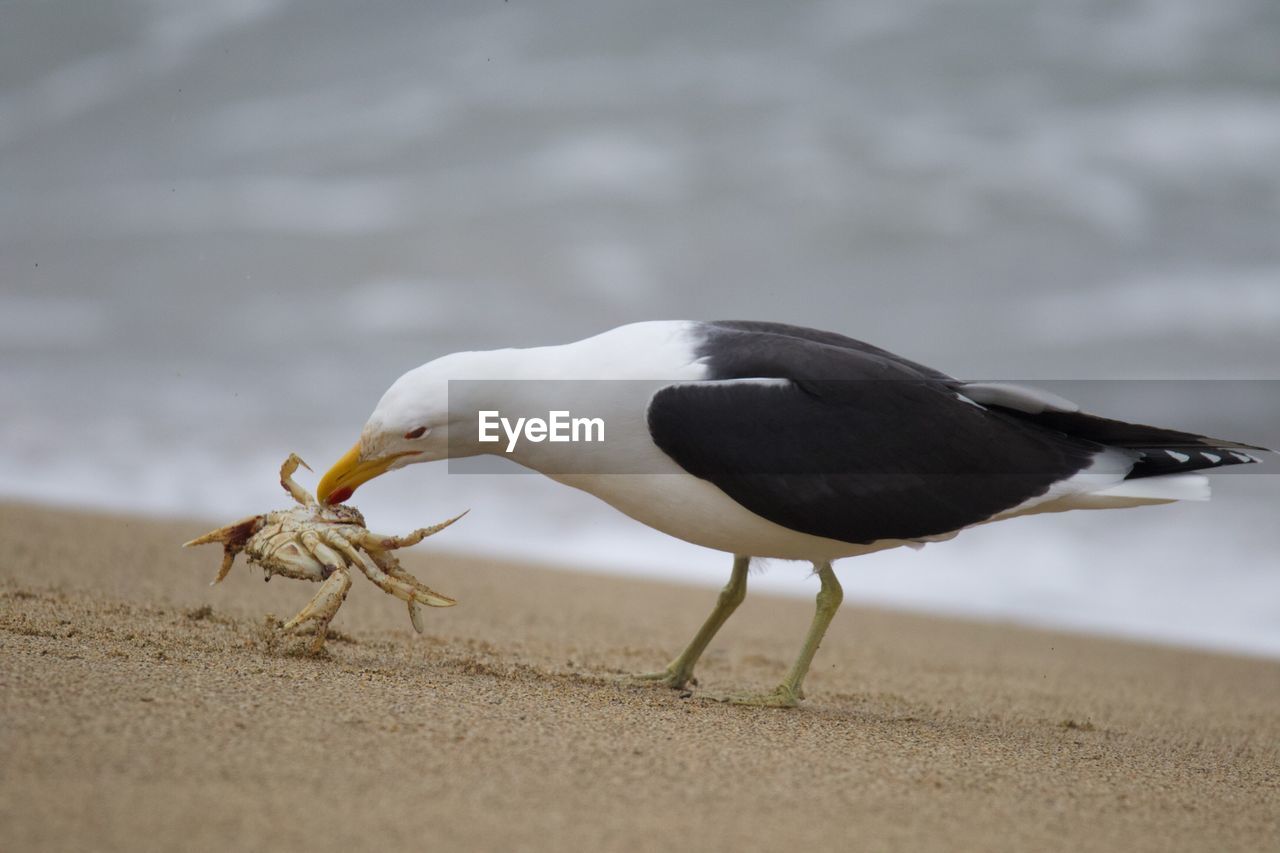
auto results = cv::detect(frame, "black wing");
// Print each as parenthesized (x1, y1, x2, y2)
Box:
(699, 320, 957, 383)
(648, 324, 1100, 545)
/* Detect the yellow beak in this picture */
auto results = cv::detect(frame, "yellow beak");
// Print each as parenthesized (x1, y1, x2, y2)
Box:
(317, 441, 399, 505)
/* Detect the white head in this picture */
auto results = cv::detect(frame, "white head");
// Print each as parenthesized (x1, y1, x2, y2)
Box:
(316, 352, 490, 504)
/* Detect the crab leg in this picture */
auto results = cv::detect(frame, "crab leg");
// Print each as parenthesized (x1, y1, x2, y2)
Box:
(279, 454, 315, 507)
(211, 550, 238, 585)
(328, 534, 419, 603)
(360, 511, 468, 551)
(321, 529, 418, 601)
(282, 567, 352, 654)
(365, 550, 455, 632)
(320, 529, 381, 574)
(298, 529, 347, 576)
(322, 529, 444, 633)
(370, 549, 456, 608)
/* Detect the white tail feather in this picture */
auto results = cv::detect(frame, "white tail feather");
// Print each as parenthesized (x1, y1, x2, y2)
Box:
(988, 462, 1212, 524)
(1069, 473, 1211, 508)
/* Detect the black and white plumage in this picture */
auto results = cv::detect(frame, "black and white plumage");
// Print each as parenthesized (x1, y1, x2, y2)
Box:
(647, 320, 1264, 549)
(317, 321, 1269, 704)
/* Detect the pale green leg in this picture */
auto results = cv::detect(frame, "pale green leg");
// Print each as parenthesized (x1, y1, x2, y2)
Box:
(631, 555, 750, 689)
(714, 561, 843, 708)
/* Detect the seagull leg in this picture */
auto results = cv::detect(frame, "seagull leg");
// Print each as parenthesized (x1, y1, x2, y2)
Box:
(630, 555, 749, 689)
(710, 561, 843, 708)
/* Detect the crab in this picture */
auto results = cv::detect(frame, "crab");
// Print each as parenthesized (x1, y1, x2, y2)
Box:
(184, 453, 464, 653)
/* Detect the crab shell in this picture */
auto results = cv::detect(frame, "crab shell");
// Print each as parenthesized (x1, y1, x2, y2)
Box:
(239, 505, 370, 583)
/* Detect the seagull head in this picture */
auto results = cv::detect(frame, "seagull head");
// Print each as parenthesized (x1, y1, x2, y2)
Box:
(317, 355, 475, 505)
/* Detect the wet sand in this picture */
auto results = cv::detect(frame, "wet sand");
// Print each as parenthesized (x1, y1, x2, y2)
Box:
(2, 502, 1277, 852)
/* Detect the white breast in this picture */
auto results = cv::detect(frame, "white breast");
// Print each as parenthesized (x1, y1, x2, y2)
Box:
(548, 469, 909, 561)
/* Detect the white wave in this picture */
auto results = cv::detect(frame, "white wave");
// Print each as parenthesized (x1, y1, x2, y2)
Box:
(205, 86, 454, 159)
(532, 132, 687, 200)
(140, 0, 288, 53)
(1025, 269, 1280, 345)
(1083, 98, 1280, 177)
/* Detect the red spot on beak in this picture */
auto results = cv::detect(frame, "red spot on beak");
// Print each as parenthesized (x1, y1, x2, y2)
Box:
(326, 486, 355, 505)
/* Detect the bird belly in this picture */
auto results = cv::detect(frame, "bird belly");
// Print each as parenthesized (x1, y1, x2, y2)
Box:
(501, 413, 915, 562)
(546, 470, 908, 562)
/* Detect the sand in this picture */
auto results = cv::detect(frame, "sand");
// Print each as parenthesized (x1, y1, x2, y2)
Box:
(1, 502, 1277, 852)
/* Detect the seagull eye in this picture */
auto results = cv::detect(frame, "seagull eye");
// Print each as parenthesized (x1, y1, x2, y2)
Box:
(403, 427, 428, 439)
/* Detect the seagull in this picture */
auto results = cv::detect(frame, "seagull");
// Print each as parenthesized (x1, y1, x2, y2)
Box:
(316, 320, 1269, 706)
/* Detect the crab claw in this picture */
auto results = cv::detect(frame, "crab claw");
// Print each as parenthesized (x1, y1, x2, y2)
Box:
(183, 515, 264, 550)
(412, 585, 457, 608)
(183, 515, 264, 584)
(279, 454, 316, 506)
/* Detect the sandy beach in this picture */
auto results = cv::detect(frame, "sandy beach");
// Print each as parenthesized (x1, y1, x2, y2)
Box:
(1, 501, 1277, 852)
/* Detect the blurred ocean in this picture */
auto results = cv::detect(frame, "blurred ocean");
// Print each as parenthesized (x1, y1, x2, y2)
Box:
(2, 0, 1278, 655)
